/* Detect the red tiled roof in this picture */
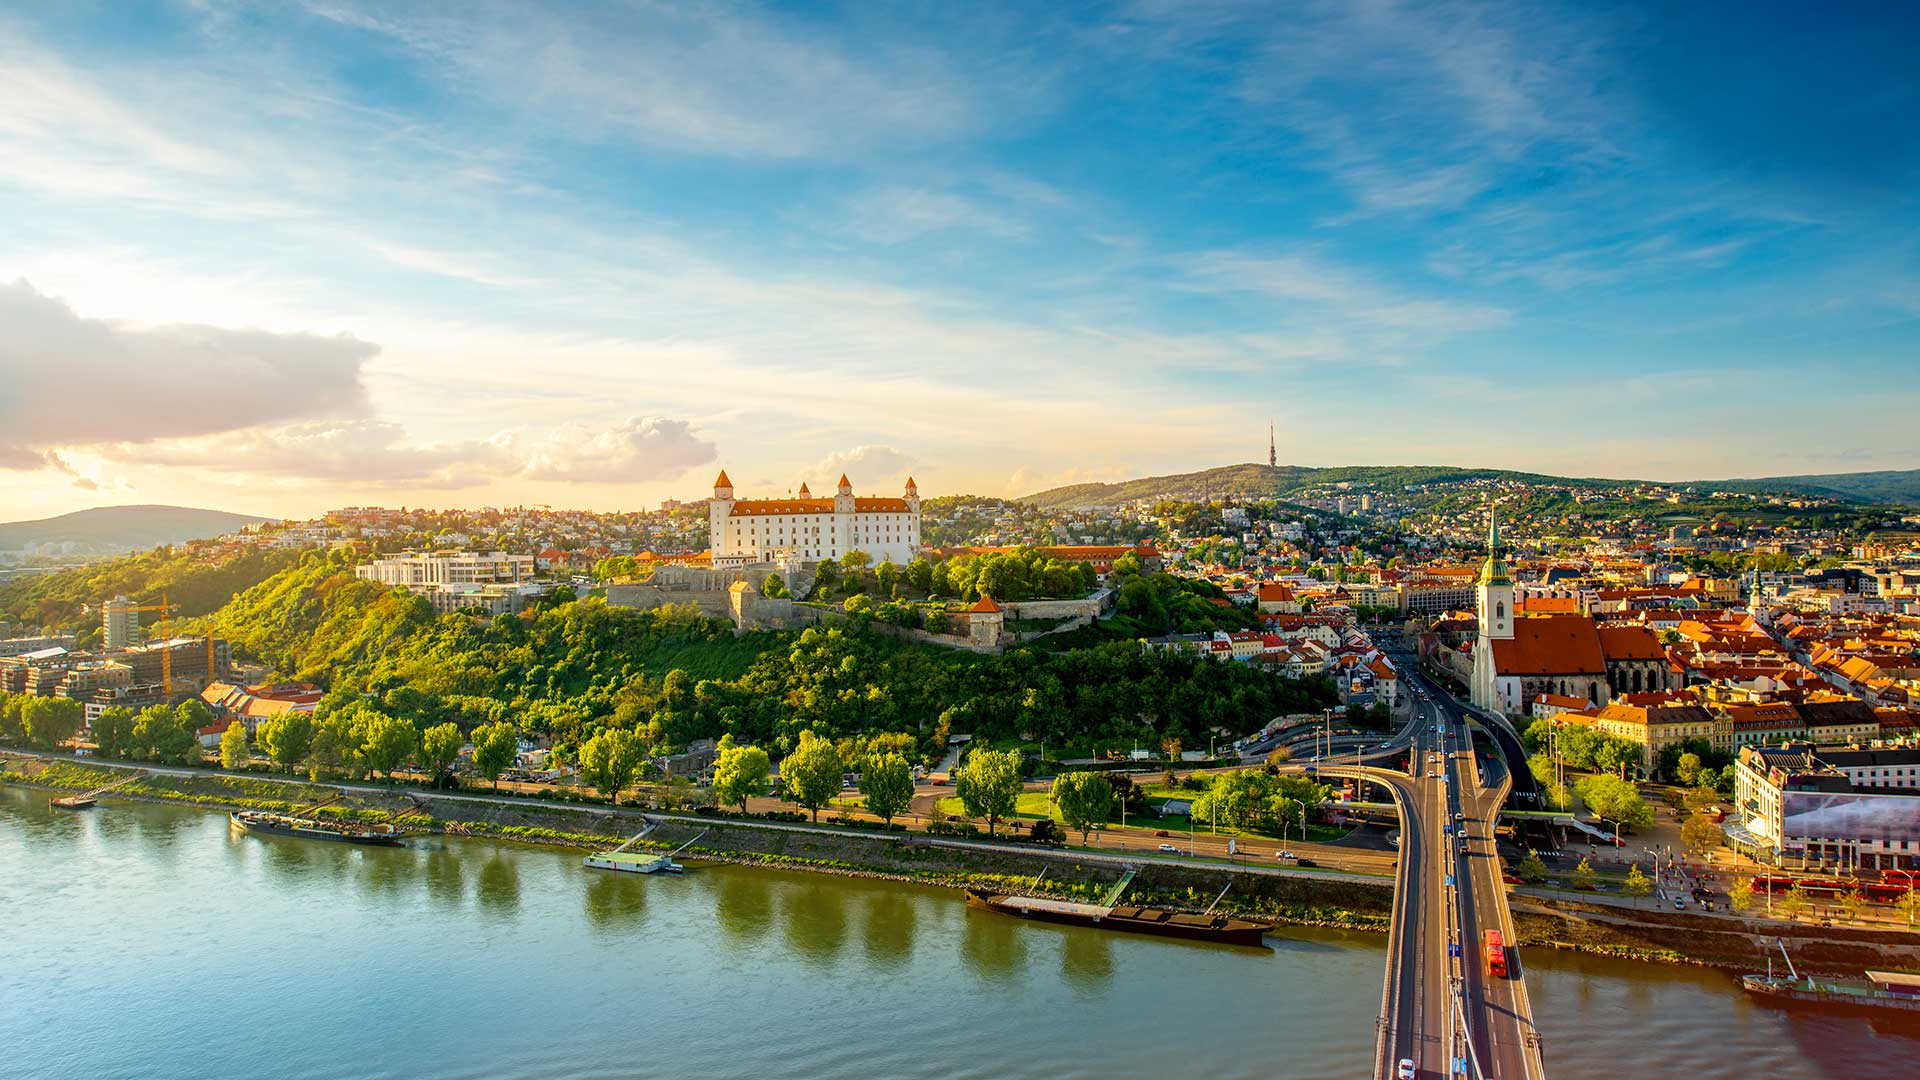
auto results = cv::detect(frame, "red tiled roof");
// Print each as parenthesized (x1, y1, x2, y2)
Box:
(969, 593, 1003, 614)
(1490, 614, 1607, 676)
(1596, 624, 1666, 662)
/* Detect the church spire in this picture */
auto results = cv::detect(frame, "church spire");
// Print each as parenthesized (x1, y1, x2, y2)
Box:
(1479, 501, 1510, 586)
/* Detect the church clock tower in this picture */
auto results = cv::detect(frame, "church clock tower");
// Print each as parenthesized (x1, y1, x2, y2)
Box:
(1471, 503, 1514, 712)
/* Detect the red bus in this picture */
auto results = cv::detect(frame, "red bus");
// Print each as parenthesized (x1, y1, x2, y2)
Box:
(1484, 930, 1507, 978)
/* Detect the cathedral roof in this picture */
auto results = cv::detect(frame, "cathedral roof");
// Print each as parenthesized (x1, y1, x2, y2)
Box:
(1489, 614, 1607, 676)
(1595, 624, 1666, 661)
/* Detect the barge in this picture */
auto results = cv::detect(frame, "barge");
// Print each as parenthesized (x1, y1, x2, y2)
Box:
(1740, 938, 1920, 1013)
(229, 809, 406, 846)
(966, 869, 1270, 947)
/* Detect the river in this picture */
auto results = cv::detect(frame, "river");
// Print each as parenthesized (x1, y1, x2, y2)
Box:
(3, 788, 1917, 1080)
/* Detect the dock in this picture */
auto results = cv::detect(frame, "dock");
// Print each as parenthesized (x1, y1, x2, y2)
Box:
(52, 769, 147, 810)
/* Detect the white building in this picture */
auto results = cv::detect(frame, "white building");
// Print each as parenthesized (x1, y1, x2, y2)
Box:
(354, 551, 535, 587)
(708, 471, 921, 566)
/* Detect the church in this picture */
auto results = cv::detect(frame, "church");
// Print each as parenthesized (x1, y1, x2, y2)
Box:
(708, 471, 922, 567)
(1469, 509, 1677, 716)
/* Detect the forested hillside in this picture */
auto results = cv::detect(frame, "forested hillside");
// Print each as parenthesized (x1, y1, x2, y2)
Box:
(0, 547, 304, 644)
(202, 551, 1331, 764)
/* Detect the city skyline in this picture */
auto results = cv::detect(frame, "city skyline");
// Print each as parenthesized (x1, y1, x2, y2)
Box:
(3, 2, 1918, 521)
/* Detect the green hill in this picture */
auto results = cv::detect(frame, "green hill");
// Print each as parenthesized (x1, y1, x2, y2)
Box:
(1021, 463, 1919, 510)
(0, 505, 271, 555)
(1687, 469, 1920, 505)
(1019, 463, 1604, 509)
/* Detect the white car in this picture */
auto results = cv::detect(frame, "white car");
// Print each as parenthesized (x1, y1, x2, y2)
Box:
(1398, 1058, 1416, 1080)
(1158, 843, 1179, 853)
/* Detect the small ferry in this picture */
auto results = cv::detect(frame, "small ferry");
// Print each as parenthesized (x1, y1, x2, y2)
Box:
(583, 825, 706, 875)
(1741, 939, 1920, 1013)
(966, 869, 1270, 947)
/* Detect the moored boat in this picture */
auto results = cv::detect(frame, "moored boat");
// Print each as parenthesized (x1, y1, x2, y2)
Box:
(583, 850, 684, 874)
(965, 888, 1271, 946)
(1739, 938, 1920, 1013)
(228, 809, 405, 846)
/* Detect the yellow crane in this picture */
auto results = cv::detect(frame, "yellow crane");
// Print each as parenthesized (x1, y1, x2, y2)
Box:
(119, 594, 219, 700)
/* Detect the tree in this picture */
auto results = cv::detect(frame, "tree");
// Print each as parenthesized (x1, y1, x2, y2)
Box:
(307, 711, 361, 781)
(219, 721, 249, 770)
(419, 722, 463, 787)
(780, 730, 843, 822)
(843, 594, 875, 616)
(471, 720, 518, 792)
(1517, 851, 1548, 883)
(1838, 888, 1868, 923)
(1623, 864, 1652, 904)
(759, 573, 789, 599)
(1053, 769, 1115, 843)
(956, 746, 1023, 838)
(133, 704, 195, 764)
(1576, 774, 1653, 832)
(22, 696, 83, 750)
(712, 734, 773, 812)
(1778, 882, 1810, 920)
(258, 711, 314, 775)
(858, 752, 914, 825)
(1681, 812, 1722, 855)
(1265, 745, 1291, 767)
(1572, 857, 1597, 890)
(1674, 752, 1703, 787)
(90, 706, 136, 758)
(578, 728, 644, 805)
(1896, 888, 1920, 927)
(1729, 878, 1755, 914)
(359, 712, 420, 785)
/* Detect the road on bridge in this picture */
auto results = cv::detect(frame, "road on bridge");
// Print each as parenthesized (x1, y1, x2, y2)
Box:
(1332, 636, 1548, 1080)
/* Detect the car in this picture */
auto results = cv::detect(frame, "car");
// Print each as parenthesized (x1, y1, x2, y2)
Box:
(1501, 873, 1523, 885)
(1295, 857, 1317, 867)
(1673, 897, 1686, 910)
(1459, 841, 1469, 855)
(1454, 811, 1464, 822)
(1448, 942, 1461, 958)
(1155, 830, 1171, 837)
(1158, 843, 1179, 853)
(1278, 850, 1296, 860)
(1398, 1058, 1417, 1080)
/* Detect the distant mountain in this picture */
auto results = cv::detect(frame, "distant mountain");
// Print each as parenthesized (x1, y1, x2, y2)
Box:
(1019, 464, 1607, 510)
(0, 505, 272, 555)
(1021, 463, 1920, 510)
(1686, 469, 1920, 506)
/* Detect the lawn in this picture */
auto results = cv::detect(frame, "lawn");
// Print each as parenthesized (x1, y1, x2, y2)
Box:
(934, 790, 1347, 843)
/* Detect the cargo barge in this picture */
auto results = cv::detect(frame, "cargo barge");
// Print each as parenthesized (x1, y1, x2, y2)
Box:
(229, 809, 406, 846)
(965, 878, 1270, 947)
(1740, 939, 1920, 1013)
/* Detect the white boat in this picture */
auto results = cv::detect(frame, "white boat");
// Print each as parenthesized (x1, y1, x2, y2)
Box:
(583, 850, 684, 874)
(583, 824, 706, 875)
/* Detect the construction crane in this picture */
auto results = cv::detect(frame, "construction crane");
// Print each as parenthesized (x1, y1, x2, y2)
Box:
(118, 593, 219, 700)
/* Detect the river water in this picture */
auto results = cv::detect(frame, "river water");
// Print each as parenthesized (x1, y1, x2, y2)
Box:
(3, 788, 1916, 1080)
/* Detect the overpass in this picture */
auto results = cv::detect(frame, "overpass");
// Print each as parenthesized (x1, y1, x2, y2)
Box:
(1319, 643, 1547, 1080)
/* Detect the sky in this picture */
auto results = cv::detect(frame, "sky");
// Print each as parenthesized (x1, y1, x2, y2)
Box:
(1, 1, 1917, 522)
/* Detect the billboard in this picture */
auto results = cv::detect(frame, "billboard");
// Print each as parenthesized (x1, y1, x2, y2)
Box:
(1781, 790, 1920, 845)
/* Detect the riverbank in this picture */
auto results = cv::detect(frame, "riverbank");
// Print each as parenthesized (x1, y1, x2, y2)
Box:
(8, 752, 1917, 973)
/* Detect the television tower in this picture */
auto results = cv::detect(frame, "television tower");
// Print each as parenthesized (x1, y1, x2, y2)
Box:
(1268, 422, 1277, 468)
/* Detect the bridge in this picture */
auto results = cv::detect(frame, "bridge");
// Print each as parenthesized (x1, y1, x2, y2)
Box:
(1317, 646, 1548, 1080)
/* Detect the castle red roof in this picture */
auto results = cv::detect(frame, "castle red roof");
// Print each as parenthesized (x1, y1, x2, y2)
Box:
(969, 593, 1003, 614)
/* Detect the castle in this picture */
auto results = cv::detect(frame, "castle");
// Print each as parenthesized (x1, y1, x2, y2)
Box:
(708, 471, 922, 567)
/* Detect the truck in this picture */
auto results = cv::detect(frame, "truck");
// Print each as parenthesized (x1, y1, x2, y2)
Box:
(1485, 929, 1508, 978)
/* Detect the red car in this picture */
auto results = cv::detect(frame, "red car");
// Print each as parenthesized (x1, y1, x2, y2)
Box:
(1155, 830, 1171, 837)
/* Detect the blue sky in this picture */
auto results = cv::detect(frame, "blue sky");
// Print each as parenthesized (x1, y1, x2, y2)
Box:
(0, 1, 1915, 519)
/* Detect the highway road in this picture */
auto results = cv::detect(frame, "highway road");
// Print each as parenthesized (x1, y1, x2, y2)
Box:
(1333, 633, 1547, 1080)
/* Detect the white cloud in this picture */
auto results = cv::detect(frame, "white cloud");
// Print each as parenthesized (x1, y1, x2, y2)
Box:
(105, 415, 717, 492)
(303, 2, 1008, 160)
(0, 280, 374, 468)
(801, 445, 918, 489)
(836, 186, 1030, 246)
(522, 417, 717, 484)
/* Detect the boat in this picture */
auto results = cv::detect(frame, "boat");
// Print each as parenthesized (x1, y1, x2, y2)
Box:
(1740, 939, 1920, 1013)
(51, 795, 97, 810)
(966, 869, 1270, 947)
(583, 850, 685, 874)
(228, 792, 408, 846)
(584, 825, 706, 875)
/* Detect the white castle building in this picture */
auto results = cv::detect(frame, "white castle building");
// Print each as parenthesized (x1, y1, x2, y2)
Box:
(708, 471, 922, 566)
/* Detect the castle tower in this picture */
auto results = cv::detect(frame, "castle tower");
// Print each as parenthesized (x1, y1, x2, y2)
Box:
(1471, 502, 1514, 713)
(709, 470, 735, 558)
(798, 481, 812, 498)
(904, 475, 920, 505)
